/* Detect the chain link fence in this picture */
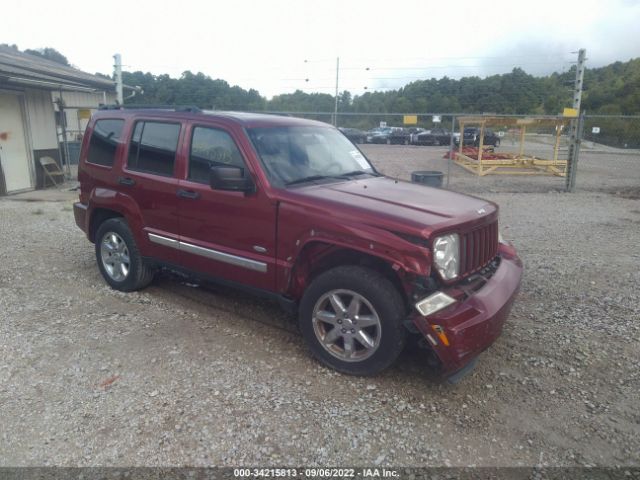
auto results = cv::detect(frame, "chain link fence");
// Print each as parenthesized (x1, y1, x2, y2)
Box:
(261, 111, 639, 195)
(55, 109, 639, 194)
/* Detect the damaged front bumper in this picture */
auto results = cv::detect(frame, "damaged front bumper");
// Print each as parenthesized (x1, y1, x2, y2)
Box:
(411, 243, 523, 379)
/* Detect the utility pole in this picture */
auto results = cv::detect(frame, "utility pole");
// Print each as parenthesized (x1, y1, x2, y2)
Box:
(333, 57, 340, 127)
(113, 53, 124, 105)
(565, 48, 586, 192)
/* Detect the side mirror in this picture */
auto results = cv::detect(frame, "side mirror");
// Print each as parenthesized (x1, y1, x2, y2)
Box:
(209, 166, 255, 193)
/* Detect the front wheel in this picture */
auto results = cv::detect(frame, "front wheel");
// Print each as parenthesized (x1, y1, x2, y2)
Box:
(299, 266, 407, 376)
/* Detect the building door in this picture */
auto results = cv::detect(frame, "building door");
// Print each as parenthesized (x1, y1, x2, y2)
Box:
(0, 93, 32, 193)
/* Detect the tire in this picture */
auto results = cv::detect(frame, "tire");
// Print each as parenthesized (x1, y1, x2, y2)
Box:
(299, 266, 407, 376)
(95, 217, 155, 292)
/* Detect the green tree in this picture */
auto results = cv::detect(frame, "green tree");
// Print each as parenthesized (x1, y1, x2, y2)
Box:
(24, 47, 70, 66)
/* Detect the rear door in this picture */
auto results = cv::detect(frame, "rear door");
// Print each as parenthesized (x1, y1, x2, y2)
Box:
(120, 118, 183, 264)
(176, 122, 277, 291)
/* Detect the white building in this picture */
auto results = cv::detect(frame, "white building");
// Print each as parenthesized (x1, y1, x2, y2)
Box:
(0, 46, 117, 194)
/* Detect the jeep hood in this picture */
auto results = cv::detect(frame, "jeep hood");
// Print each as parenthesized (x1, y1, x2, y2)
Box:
(285, 176, 497, 236)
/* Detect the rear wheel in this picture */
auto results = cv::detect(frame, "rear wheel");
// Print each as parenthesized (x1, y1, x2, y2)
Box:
(95, 218, 155, 292)
(299, 266, 407, 375)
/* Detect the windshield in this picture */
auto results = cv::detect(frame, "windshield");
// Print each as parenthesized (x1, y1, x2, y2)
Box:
(248, 126, 377, 187)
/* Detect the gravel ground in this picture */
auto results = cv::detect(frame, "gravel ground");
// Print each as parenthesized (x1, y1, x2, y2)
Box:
(0, 145, 639, 467)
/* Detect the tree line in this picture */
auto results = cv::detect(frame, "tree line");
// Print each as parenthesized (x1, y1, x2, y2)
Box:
(121, 60, 640, 146)
(4, 45, 639, 146)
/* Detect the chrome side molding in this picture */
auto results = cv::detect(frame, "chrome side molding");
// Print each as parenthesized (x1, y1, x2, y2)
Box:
(148, 233, 267, 273)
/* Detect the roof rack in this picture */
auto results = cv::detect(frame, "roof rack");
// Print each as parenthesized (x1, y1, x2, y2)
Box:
(98, 104, 202, 113)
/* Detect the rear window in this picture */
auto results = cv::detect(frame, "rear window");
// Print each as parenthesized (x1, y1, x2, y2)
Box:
(127, 121, 180, 177)
(86, 119, 124, 167)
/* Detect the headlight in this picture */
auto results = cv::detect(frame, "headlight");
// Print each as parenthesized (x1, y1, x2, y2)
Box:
(433, 234, 460, 280)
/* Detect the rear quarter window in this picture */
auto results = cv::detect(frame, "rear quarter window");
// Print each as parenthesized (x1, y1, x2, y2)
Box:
(86, 119, 125, 167)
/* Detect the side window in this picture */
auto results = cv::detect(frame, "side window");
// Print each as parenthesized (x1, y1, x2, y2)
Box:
(127, 121, 180, 176)
(189, 127, 246, 184)
(87, 119, 124, 167)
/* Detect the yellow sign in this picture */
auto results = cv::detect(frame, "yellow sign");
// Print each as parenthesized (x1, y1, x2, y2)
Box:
(78, 109, 92, 120)
(403, 115, 418, 125)
(562, 107, 578, 118)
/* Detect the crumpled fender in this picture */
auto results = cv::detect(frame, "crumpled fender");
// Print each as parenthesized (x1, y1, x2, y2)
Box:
(277, 205, 432, 296)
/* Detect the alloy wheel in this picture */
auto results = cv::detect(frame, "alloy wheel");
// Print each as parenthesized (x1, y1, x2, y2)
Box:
(100, 232, 130, 282)
(312, 289, 382, 362)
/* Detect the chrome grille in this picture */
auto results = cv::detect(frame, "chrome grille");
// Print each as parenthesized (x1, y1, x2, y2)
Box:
(459, 221, 498, 276)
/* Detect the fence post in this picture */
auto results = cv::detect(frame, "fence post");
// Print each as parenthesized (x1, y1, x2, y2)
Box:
(565, 48, 587, 192)
(566, 111, 585, 192)
(447, 116, 455, 188)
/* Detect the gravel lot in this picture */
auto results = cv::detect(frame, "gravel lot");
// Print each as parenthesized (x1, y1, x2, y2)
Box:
(1, 144, 639, 467)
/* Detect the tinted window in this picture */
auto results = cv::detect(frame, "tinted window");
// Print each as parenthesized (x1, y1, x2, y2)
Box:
(189, 127, 245, 184)
(87, 119, 124, 167)
(127, 121, 180, 176)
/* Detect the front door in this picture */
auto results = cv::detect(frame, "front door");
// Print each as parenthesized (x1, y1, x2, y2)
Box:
(0, 93, 32, 193)
(177, 123, 277, 292)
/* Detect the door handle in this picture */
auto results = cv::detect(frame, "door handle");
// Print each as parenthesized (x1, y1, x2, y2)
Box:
(177, 189, 200, 200)
(118, 176, 136, 186)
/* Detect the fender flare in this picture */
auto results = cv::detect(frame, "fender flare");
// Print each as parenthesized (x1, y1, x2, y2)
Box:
(87, 188, 145, 245)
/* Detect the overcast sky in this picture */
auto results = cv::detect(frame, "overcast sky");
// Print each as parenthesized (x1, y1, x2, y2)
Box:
(3, 0, 640, 98)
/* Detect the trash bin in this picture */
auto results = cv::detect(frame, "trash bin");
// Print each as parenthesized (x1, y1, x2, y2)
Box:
(411, 170, 444, 188)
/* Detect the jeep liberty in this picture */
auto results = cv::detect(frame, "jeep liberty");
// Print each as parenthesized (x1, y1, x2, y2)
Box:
(74, 107, 523, 379)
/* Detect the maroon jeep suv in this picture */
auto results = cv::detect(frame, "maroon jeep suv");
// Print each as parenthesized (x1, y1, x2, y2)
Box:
(74, 107, 522, 379)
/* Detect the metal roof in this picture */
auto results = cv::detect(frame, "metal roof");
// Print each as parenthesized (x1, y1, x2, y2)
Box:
(0, 46, 115, 92)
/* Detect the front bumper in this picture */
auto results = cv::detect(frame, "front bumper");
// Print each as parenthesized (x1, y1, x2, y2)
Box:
(411, 244, 523, 376)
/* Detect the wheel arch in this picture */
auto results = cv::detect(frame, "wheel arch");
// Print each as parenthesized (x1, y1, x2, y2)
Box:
(89, 208, 124, 243)
(86, 188, 145, 245)
(287, 241, 413, 311)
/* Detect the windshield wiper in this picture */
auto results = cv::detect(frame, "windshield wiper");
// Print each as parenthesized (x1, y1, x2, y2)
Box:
(285, 171, 377, 187)
(338, 170, 377, 178)
(285, 175, 340, 186)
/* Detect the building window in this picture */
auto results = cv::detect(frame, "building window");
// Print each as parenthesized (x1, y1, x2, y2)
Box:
(127, 121, 180, 176)
(189, 127, 246, 184)
(86, 119, 125, 167)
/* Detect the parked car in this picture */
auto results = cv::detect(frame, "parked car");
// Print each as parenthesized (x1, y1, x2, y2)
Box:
(387, 127, 411, 145)
(74, 107, 522, 380)
(413, 128, 452, 146)
(408, 127, 427, 144)
(454, 127, 501, 147)
(365, 126, 409, 144)
(338, 127, 366, 144)
(366, 127, 391, 144)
